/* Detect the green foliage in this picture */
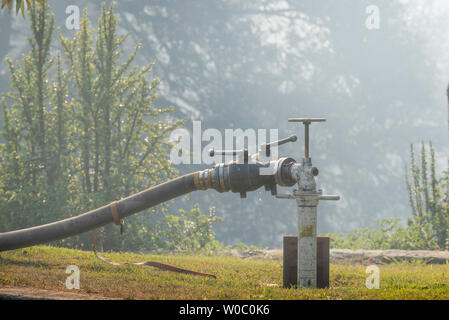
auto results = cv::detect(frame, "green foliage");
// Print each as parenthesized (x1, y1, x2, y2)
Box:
(0, 1, 61, 229)
(327, 218, 438, 250)
(330, 141, 449, 251)
(1, 0, 40, 16)
(405, 142, 449, 250)
(232, 242, 266, 251)
(0, 0, 221, 252)
(148, 205, 223, 251)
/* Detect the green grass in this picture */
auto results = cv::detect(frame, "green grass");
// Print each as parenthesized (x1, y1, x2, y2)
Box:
(1, 246, 449, 299)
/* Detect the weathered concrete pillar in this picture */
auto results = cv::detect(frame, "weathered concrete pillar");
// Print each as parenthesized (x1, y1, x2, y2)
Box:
(296, 194, 319, 288)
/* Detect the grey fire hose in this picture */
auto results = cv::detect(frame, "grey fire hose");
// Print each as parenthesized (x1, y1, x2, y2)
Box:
(0, 157, 296, 252)
(0, 172, 198, 251)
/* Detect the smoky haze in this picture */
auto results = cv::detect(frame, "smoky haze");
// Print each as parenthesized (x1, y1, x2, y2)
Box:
(0, 0, 448, 248)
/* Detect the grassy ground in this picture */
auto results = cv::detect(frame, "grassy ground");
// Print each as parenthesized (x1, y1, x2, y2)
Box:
(1, 246, 449, 299)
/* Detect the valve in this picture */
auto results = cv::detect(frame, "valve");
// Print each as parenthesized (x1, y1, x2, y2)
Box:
(197, 117, 340, 288)
(201, 118, 339, 204)
(288, 118, 325, 159)
(259, 135, 297, 158)
(209, 135, 297, 164)
(204, 135, 300, 198)
(280, 117, 339, 288)
(272, 118, 339, 201)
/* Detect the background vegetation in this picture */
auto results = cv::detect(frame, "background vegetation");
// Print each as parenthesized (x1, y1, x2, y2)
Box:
(327, 112, 449, 250)
(0, 1, 221, 252)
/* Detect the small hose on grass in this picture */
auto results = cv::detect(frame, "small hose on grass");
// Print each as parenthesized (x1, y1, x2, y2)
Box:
(92, 228, 216, 278)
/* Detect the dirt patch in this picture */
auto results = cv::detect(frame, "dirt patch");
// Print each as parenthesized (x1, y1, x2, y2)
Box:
(215, 249, 283, 260)
(216, 248, 449, 264)
(330, 249, 449, 265)
(0, 286, 120, 300)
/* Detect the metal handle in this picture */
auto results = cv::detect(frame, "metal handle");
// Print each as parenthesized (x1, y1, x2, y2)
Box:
(318, 195, 340, 201)
(209, 149, 248, 163)
(275, 194, 295, 199)
(288, 118, 326, 158)
(263, 135, 297, 148)
(288, 118, 326, 123)
(276, 194, 340, 201)
(209, 149, 243, 157)
(260, 135, 297, 157)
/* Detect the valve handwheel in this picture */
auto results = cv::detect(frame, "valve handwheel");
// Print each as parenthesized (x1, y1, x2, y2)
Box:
(288, 118, 326, 159)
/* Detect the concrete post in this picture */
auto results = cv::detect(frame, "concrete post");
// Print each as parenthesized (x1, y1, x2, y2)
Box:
(296, 194, 319, 287)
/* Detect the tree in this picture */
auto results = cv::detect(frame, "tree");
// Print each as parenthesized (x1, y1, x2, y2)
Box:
(0, 0, 220, 252)
(1, 0, 41, 16)
(0, 1, 64, 230)
(405, 142, 449, 250)
(58, 2, 186, 250)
